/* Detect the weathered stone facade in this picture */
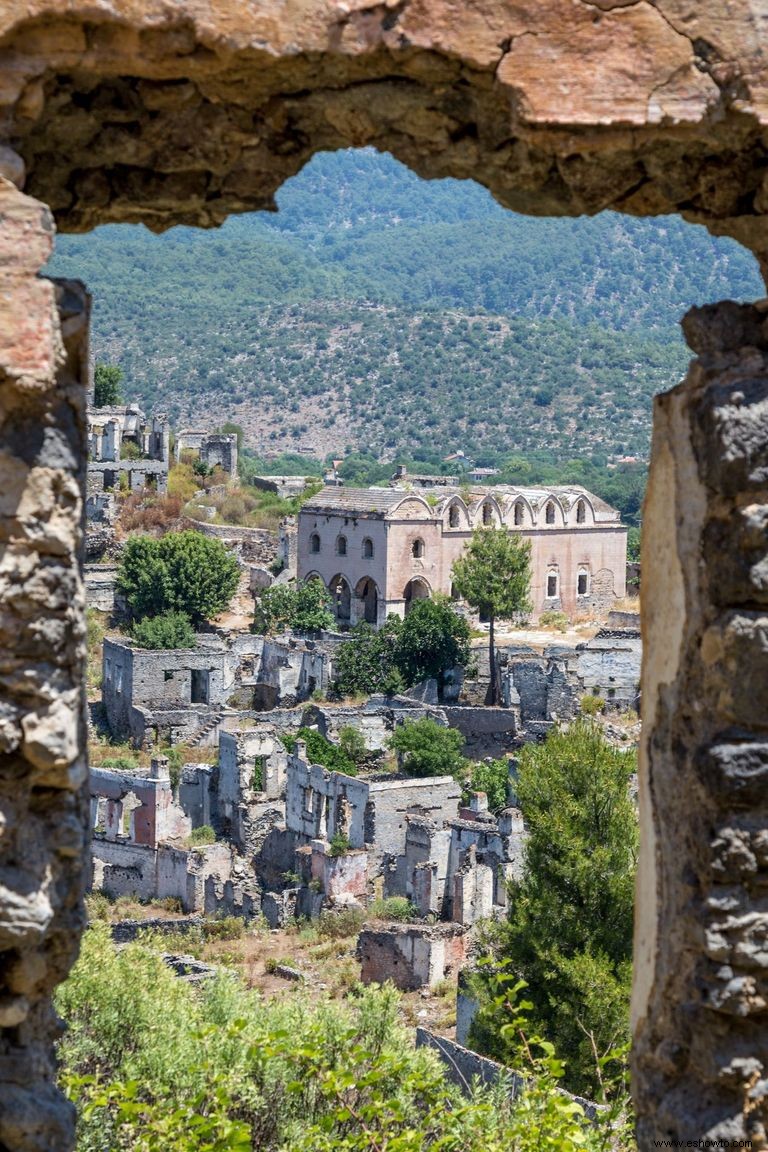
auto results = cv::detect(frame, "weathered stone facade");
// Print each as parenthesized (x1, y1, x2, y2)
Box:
(632, 304, 768, 1147)
(87, 403, 169, 494)
(0, 178, 88, 1151)
(0, 2, 768, 1145)
(298, 482, 627, 625)
(175, 429, 237, 477)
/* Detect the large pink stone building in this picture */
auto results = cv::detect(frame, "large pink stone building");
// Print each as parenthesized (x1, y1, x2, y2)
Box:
(297, 481, 628, 626)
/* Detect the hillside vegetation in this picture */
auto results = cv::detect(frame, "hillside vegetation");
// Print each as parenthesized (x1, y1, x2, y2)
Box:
(48, 148, 762, 463)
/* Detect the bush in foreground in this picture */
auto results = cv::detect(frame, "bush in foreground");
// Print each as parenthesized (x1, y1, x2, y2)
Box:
(57, 925, 628, 1152)
(131, 611, 196, 650)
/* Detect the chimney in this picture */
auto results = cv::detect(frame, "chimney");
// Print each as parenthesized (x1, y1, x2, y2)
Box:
(150, 754, 170, 781)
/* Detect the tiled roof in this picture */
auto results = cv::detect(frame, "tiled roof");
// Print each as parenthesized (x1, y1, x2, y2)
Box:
(301, 487, 415, 516)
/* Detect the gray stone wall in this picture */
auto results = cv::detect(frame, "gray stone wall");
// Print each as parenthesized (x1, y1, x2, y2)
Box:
(632, 303, 768, 1146)
(0, 181, 90, 1150)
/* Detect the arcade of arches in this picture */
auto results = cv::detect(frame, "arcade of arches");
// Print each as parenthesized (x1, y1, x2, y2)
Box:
(1, 3, 768, 1148)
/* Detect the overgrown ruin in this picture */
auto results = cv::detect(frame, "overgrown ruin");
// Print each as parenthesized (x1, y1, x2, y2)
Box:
(1, 2, 767, 1148)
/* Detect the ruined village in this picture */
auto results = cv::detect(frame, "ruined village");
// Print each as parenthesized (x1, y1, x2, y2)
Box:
(84, 393, 641, 1082)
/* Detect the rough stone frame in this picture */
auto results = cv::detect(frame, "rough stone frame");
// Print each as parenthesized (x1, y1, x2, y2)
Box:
(0, 3, 767, 1149)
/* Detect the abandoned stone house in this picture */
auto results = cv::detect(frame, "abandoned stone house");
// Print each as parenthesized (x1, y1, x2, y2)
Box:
(2, 4, 767, 1148)
(175, 428, 238, 476)
(282, 741, 525, 923)
(90, 755, 259, 917)
(297, 482, 627, 626)
(87, 402, 170, 493)
(101, 631, 331, 745)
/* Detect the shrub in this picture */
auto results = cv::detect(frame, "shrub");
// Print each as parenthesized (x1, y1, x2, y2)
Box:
(256, 577, 334, 634)
(580, 693, 605, 716)
(473, 720, 638, 1097)
(117, 530, 239, 626)
(131, 611, 196, 650)
(396, 596, 472, 687)
(283, 728, 356, 776)
(201, 915, 245, 941)
(317, 907, 365, 939)
(387, 718, 466, 779)
(99, 755, 140, 772)
(167, 462, 198, 502)
(368, 897, 418, 922)
(338, 725, 368, 766)
(93, 362, 124, 407)
(539, 610, 569, 632)
(58, 925, 625, 1152)
(465, 759, 510, 813)
(119, 492, 183, 533)
(328, 832, 351, 857)
(333, 617, 404, 697)
(188, 825, 216, 846)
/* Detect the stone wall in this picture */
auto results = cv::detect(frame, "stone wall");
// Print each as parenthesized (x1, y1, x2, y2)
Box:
(84, 562, 119, 613)
(0, 178, 89, 1151)
(631, 303, 768, 1146)
(357, 922, 467, 990)
(184, 518, 279, 566)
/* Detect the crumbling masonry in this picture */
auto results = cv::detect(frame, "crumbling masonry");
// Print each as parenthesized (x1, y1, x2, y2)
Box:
(1, 3, 768, 1148)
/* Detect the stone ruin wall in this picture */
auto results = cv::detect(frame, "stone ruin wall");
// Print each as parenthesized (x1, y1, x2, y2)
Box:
(0, 2, 767, 1147)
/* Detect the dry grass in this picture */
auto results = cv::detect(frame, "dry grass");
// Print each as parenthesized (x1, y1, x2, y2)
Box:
(118, 492, 185, 534)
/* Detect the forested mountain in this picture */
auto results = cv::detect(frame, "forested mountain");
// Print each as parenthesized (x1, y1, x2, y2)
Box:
(48, 148, 762, 464)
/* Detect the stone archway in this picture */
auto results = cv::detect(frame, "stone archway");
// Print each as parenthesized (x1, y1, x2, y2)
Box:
(404, 577, 431, 614)
(355, 577, 379, 626)
(0, 5, 768, 1149)
(329, 574, 352, 626)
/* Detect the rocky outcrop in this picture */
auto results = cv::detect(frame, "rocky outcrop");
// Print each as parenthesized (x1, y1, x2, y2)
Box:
(0, 2, 766, 263)
(632, 302, 768, 1147)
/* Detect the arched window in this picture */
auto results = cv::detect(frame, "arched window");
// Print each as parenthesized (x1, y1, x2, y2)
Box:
(336, 534, 347, 556)
(482, 503, 493, 526)
(448, 505, 460, 528)
(546, 568, 559, 598)
(310, 532, 321, 554)
(545, 501, 556, 525)
(576, 499, 586, 524)
(577, 567, 590, 596)
(362, 537, 374, 558)
(412, 538, 425, 558)
(513, 501, 524, 526)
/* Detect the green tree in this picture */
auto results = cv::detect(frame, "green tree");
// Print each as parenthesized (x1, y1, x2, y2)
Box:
(396, 595, 471, 688)
(387, 718, 466, 778)
(474, 719, 638, 1096)
(283, 727, 356, 776)
(333, 617, 404, 697)
(257, 577, 334, 633)
(117, 531, 239, 626)
(93, 362, 124, 407)
(466, 758, 510, 813)
(451, 527, 531, 704)
(131, 611, 196, 650)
